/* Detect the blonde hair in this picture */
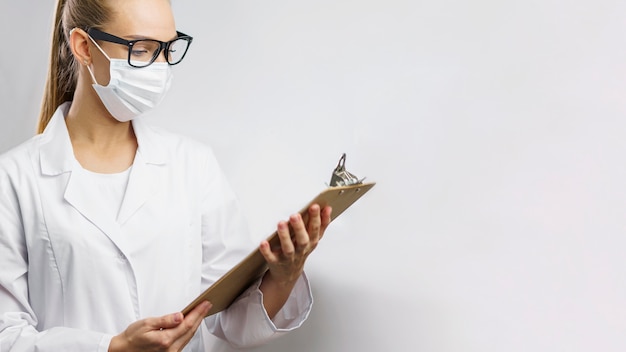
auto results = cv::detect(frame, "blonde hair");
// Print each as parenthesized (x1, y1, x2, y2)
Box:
(37, 0, 111, 133)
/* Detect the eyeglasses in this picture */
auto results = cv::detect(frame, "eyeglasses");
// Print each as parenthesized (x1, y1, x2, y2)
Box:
(86, 28, 193, 68)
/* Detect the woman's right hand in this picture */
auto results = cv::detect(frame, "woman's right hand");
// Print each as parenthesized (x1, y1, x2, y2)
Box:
(108, 301, 211, 352)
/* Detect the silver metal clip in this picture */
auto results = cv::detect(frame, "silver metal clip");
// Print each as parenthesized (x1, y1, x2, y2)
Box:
(329, 153, 365, 187)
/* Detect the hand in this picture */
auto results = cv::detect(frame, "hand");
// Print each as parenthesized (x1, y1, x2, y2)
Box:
(108, 301, 211, 352)
(258, 204, 332, 318)
(261, 204, 332, 284)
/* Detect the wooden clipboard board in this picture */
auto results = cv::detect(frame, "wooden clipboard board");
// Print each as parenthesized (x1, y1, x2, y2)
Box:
(182, 182, 376, 317)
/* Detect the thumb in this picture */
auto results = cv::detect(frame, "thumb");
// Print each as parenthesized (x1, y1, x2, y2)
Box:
(151, 312, 183, 330)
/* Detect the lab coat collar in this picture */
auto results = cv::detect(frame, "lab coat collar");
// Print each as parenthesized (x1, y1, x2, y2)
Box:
(132, 115, 168, 166)
(38, 102, 169, 249)
(39, 102, 74, 176)
(39, 102, 168, 176)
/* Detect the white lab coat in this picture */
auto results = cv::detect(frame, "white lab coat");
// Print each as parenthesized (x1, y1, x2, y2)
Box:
(0, 102, 313, 351)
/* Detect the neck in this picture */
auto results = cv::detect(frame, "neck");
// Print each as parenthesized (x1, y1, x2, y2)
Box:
(66, 79, 136, 148)
(65, 75, 138, 173)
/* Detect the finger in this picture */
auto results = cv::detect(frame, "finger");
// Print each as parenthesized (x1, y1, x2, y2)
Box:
(277, 220, 295, 257)
(188, 300, 211, 319)
(167, 301, 210, 337)
(259, 240, 279, 264)
(319, 206, 332, 238)
(150, 311, 183, 331)
(289, 212, 309, 252)
(170, 301, 211, 350)
(307, 204, 322, 244)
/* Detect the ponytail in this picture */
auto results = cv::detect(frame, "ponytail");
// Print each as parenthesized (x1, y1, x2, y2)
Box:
(37, 0, 111, 134)
(38, 0, 73, 133)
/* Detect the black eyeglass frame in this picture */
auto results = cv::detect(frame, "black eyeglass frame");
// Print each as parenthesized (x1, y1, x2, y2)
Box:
(86, 27, 193, 68)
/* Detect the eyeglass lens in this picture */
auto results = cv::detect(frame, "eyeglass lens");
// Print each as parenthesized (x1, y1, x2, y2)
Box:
(129, 38, 190, 67)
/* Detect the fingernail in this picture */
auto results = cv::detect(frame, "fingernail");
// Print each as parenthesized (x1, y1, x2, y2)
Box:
(172, 312, 182, 323)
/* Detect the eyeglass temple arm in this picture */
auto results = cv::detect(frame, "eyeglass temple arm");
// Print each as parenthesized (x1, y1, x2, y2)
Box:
(88, 28, 130, 45)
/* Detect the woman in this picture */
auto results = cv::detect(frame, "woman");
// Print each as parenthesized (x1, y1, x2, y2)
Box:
(0, 0, 332, 351)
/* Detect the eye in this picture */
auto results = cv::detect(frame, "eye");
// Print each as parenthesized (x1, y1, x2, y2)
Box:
(131, 49, 150, 57)
(130, 41, 159, 57)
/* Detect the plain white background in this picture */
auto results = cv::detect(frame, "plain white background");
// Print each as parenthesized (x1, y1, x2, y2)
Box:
(2, 1, 626, 351)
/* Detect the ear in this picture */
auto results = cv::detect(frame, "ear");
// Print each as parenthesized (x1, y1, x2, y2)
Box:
(68, 28, 93, 66)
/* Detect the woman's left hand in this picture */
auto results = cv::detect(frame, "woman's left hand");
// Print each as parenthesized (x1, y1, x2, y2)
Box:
(258, 203, 332, 318)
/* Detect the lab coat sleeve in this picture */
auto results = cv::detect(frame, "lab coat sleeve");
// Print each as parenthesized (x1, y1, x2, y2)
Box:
(0, 163, 113, 352)
(196, 149, 313, 348)
(206, 274, 313, 349)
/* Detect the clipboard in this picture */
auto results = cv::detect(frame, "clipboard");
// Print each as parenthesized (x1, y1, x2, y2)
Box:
(182, 182, 376, 317)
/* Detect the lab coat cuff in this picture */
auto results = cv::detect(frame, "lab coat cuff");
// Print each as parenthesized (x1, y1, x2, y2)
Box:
(98, 333, 114, 352)
(202, 272, 313, 348)
(254, 271, 314, 331)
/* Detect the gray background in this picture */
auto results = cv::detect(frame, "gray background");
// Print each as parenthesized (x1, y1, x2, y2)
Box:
(2, 1, 626, 351)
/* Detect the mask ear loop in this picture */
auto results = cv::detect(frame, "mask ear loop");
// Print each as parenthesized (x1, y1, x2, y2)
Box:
(87, 34, 112, 61)
(80, 29, 113, 86)
(85, 58, 101, 86)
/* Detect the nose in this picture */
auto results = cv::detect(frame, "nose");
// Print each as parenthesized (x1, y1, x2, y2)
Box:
(154, 46, 168, 63)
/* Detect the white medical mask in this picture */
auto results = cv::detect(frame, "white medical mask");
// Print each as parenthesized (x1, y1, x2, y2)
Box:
(87, 37, 173, 122)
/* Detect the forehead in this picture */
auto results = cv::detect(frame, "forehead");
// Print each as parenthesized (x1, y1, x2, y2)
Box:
(103, 0, 176, 41)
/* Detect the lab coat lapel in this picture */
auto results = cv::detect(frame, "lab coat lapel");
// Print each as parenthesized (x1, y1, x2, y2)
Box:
(63, 169, 122, 241)
(40, 103, 168, 248)
(117, 118, 167, 225)
(39, 103, 122, 244)
(116, 151, 163, 225)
